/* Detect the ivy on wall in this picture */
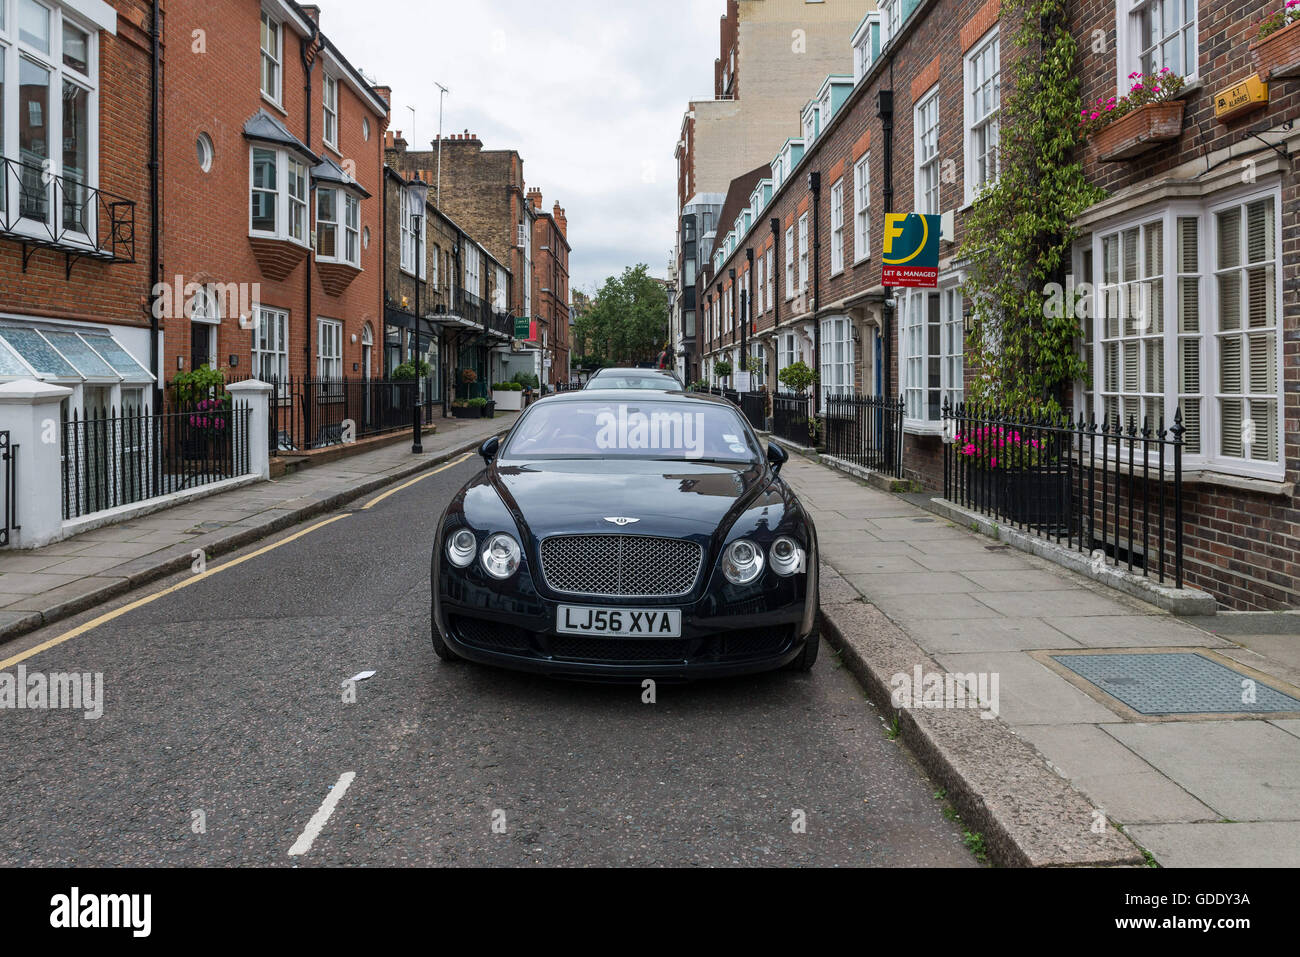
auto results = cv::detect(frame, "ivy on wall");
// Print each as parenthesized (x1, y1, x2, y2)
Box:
(958, 0, 1106, 413)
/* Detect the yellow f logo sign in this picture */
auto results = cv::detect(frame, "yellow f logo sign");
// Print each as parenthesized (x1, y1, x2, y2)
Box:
(883, 213, 907, 255)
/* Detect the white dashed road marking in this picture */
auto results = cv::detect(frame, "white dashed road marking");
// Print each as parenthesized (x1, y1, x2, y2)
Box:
(289, 772, 356, 857)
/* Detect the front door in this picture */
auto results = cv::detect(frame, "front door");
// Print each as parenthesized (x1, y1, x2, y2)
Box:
(191, 322, 214, 370)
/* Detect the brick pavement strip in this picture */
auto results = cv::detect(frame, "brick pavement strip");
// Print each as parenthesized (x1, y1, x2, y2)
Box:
(0, 414, 516, 646)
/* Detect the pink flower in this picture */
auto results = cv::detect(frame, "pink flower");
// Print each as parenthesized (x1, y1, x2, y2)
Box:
(1090, 111, 1100, 119)
(990, 457, 998, 468)
(961, 443, 976, 456)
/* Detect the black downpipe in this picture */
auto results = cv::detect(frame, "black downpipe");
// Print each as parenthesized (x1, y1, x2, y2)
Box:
(300, 20, 319, 438)
(769, 217, 780, 330)
(744, 246, 753, 385)
(808, 170, 821, 416)
(148, 0, 161, 412)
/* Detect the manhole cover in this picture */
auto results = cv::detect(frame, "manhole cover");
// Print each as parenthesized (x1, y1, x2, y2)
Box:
(1051, 652, 1300, 715)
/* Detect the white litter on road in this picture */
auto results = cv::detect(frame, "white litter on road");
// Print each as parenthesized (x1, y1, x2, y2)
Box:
(288, 771, 356, 857)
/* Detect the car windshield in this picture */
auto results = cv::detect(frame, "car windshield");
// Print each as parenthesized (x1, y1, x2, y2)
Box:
(503, 399, 759, 462)
(585, 376, 678, 390)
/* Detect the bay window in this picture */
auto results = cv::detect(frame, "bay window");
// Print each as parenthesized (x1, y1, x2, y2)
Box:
(249, 146, 308, 244)
(1085, 191, 1283, 479)
(316, 187, 360, 267)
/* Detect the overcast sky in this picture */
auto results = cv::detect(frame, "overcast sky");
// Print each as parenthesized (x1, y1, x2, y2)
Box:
(326, 0, 727, 299)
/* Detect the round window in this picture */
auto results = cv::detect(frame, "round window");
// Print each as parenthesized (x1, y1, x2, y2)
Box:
(362, 117, 371, 141)
(197, 133, 214, 173)
(363, 226, 371, 249)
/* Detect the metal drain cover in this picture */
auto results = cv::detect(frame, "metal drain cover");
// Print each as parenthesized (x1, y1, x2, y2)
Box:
(1050, 652, 1300, 715)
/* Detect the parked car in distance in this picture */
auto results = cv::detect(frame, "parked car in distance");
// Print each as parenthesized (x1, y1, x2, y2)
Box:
(431, 390, 819, 679)
(584, 367, 683, 391)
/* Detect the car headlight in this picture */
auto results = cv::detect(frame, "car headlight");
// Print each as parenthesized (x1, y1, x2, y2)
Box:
(446, 528, 477, 568)
(481, 533, 522, 579)
(722, 538, 764, 585)
(769, 536, 806, 576)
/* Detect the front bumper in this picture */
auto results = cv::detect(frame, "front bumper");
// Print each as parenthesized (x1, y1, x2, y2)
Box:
(433, 558, 817, 680)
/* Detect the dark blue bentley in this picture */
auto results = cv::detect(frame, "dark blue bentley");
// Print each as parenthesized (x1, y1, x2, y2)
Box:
(430, 389, 819, 679)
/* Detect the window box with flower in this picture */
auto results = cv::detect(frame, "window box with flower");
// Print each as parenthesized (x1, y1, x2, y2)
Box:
(1251, 1, 1300, 80)
(1082, 70, 1186, 162)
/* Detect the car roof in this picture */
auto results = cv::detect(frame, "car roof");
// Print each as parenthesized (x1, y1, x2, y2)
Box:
(590, 367, 678, 377)
(538, 388, 733, 406)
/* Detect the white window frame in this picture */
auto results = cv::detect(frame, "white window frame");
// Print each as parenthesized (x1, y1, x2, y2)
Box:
(260, 10, 282, 107)
(252, 305, 289, 384)
(1116, 0, 1198, 89)
(881, 0, 900, 48)
(797, 212, 809, 292)
(765, 246, 774, 311)
(829, 178, 845, 276)
(1085, 187, 1284, 481)
(1, 0, 101, 241)
(317, 317, 343, 384)
(901, 281, 963, 431)
(784, 225, 795, 299)
(464, 242, 482, 298)
(322, 72, 338, 151)
(853, 153, 870, 264)
(914, 86, 940, 217)
(964, 27, 1000, 205)
(249, 146, 308, 245)
(819, 315, 853, 406)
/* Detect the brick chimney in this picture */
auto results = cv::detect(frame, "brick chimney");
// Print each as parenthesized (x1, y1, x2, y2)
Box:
(300, 4, 320, 23)
(387, 130, 407, 153)
(526, 187, 543, 211)
(553, 202, 567, 237)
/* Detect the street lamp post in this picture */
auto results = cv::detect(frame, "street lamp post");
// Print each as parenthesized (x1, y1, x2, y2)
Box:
(408, 177, 430, 453)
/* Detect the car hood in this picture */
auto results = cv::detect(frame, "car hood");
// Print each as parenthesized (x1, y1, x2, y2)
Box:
(488, 458, 770, 541)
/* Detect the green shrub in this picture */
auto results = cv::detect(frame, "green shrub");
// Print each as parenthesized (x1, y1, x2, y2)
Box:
(467, 397, 488, 408)
(777, 360, 817, 394)
(392, 359, 430, 381)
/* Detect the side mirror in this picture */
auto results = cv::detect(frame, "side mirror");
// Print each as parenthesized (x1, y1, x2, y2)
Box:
(767, 441, 788, 474)
(479, 435, 500, 466)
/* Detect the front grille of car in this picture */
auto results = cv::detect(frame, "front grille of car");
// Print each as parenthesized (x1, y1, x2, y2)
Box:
(549, 637, 691, 662)
(539, 534, 703, 597)
(714, 626, 794, 658)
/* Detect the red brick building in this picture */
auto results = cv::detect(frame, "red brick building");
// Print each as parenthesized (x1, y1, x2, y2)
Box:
(527, 188, 571, 386)
(0, 0, 156, 414)
(160, 0, 389, 392)
(699, 0, 1300, 610)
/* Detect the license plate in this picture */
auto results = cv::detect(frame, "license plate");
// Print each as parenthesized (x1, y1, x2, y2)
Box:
(556, 605, 682, 637)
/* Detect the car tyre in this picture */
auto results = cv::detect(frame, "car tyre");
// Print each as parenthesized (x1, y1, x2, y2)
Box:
(786, 627, 820, 672)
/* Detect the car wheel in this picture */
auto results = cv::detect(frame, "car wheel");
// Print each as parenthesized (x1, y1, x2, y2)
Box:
(786, 627, 820, 672)
(430, 605, 463, 662)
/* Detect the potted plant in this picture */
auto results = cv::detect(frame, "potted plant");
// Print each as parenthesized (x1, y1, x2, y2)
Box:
(450, 399, 474, 419)
(491, 380, 524, 412)
(1081, 69, 1186, 162)
(1252, 1, 1300, 79)
(777, 360, 816, 396)
(467, 397, 488, 418)
(171, 365, 233, 461)
(712, 360, 732, 387)
(953, 423, 1069, 528)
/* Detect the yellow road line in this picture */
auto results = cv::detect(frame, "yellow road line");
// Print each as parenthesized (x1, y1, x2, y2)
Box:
(361, 452, 474, 510)
(0, 514, 351, 671)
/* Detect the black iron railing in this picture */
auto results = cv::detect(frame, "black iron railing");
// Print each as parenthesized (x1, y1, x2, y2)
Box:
(942, 399, 1185, 588)
(62, 402, 252, 521)
(0, 431, 15, 547)
(1, 157, 136, 264)
(260, 376, 420, 453)
(739, 392, 766, 431)
(771, 391, 814, 448)
(823, 393, 904, 477)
